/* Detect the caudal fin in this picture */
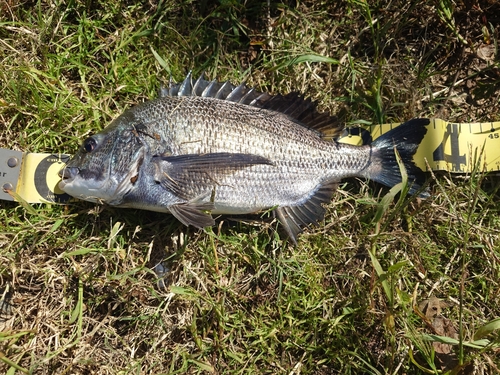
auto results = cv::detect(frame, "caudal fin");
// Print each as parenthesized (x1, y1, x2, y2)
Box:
(369, 118, 430, 196)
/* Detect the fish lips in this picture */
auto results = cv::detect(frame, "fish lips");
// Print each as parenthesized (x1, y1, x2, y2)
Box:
(58, 166, 78, 183)
(58, 166, 90, 201)
(58, 165, 101, 189)
(57, 162, 111, 202)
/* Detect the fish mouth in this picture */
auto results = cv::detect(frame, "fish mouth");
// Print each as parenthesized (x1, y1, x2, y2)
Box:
(57, 163, 110, 202)
(57, 165, 103, 195)
(57, 162, 110, 197)
(58, 166, 79, 188)
(58, 166, 78, 179)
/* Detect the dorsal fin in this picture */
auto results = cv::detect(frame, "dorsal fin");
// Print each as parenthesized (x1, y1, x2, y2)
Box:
(159, 73, 341, 139)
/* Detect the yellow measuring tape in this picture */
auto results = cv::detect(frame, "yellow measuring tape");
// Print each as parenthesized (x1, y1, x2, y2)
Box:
(0, 150, 70, 204)
(339, 118, 499, 172)
(1, 118, 498, 204)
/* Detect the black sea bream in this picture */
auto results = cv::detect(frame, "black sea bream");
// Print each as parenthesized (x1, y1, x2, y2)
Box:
(59, 73, 429, 243)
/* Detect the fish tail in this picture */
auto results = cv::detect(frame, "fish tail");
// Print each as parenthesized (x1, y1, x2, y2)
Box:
(368, 118, 430, 196)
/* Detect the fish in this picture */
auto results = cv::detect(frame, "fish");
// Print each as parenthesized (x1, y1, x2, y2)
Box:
(59, 73, 429, 243)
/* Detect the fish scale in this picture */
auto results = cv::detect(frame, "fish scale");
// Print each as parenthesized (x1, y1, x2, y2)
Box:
(59, 74, 429, 243)
(135, 97, 359, 172)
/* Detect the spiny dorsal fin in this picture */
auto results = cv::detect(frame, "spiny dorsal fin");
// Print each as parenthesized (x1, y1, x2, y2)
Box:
(159, 72, 341, 139)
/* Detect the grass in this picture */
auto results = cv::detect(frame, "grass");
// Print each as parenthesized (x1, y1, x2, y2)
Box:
(1, 0, 500, 373)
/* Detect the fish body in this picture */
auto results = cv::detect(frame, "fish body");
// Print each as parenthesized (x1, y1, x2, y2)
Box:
(60, 74, 429, 242)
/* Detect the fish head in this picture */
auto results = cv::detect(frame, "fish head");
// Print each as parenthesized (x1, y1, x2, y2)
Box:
(59, 113, 146, 205)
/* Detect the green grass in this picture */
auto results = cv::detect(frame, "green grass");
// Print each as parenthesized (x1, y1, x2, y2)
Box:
(1, 0, 500, 373)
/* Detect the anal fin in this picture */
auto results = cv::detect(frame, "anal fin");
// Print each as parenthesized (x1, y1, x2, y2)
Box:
(274, 181, 338, 244)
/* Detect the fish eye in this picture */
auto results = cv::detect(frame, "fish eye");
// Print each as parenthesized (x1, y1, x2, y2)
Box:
(83, 137, 97, 153)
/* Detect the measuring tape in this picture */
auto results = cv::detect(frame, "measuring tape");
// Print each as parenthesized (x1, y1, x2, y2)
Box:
(339, 118, 500, 173)
(0, 149, 71, 204)
(1, 118, 499, 204)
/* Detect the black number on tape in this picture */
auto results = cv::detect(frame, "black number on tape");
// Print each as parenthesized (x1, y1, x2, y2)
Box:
(432, 123, 466, 172)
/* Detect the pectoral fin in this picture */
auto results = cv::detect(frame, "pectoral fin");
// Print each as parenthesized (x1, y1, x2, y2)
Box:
(169, 201, 215, 228)
(153, 152, 273, 199)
